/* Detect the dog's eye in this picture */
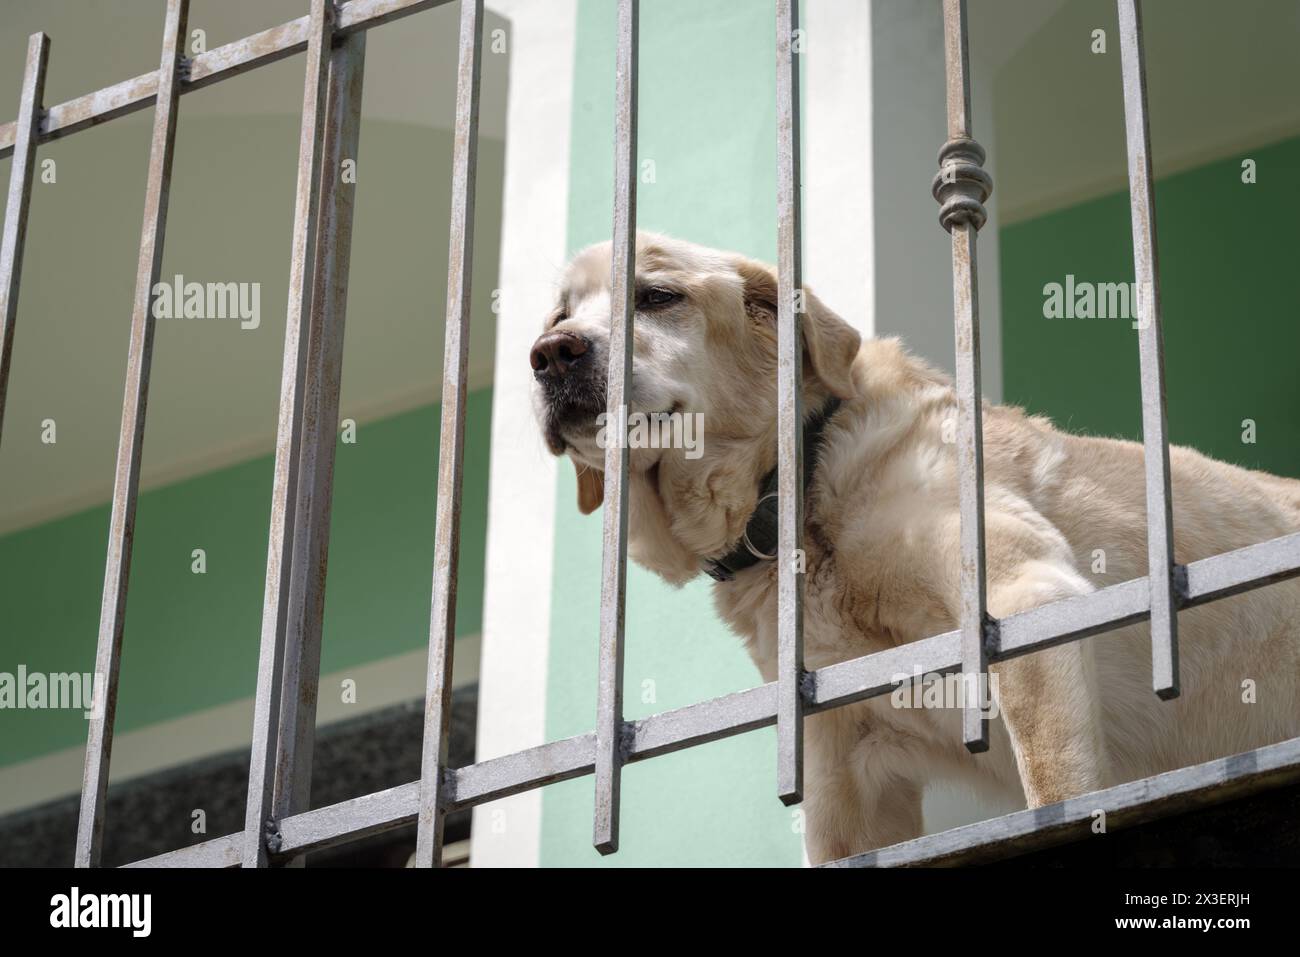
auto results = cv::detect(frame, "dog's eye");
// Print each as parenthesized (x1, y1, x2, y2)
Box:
(641, 287, 680, 308)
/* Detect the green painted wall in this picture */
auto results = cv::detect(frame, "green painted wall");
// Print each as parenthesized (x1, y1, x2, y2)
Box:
(1001, 135, 1300, 479)
(541, 0, 804, 868)
(0, 388, 492, 767)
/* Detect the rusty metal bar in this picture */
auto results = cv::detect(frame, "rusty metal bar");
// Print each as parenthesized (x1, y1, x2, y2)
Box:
(594, 0, 638, 856)
(73, 0, 189, 870)
(242, 0, 334, 869)
(269, 30, 368, 870)
(0, 32, 49, 448)
(0, 0, 454, 160)
(934, 0, 993, 752)
(1117, 0, 1180, 700)
(413, 0, 483, 870)
(774, 0, 806, 805)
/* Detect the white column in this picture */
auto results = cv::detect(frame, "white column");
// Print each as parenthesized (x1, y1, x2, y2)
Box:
(470, 0, 578, 868)
(804, 0, 874, 338)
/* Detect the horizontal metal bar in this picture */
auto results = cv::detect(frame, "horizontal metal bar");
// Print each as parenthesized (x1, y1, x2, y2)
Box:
(122, 833, 241, 869)
(125, 531, 1300, 866)
(335, 0, 455, 33)
(281, 736, 597, 859)
(994, 577, 1150, 659)
(285, 688, 781, 859)
(826, 734, 1300, 867)
(279, 780, 420, 857)
(629, 684, 777, 761)
(810, 631, 962, 710)
(453, 734, 595, 809)
(148, 721, 1300, 869)
(1183, 529, 1300, 606)
(0, 0, 453, 160)
(814, 581, 1149, 709)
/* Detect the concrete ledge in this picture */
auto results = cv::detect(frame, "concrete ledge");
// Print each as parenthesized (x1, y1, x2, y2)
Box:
(826, 736, 1300, 867)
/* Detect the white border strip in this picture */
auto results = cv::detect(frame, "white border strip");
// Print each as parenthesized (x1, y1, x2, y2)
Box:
(800, 0, 875, 866)
(470, 0, 576, 868)
(804, 0, 874, 339)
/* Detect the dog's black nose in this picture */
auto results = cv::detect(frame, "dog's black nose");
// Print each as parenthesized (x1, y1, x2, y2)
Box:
(530, 330, 591, 378)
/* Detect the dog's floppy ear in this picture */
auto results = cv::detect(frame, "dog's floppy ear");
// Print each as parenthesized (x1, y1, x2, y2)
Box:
(737, 256, 779, 324)
(736, 258, 861, 400)
(803, 290, 862, 400)
(575, 462, 605, 514)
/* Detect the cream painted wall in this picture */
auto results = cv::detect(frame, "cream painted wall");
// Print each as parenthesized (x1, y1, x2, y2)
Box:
(0, 2, 511, 534)
(0, 0, 510, 138)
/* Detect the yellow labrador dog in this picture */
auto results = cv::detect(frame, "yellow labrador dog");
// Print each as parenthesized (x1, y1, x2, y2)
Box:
(530, 231, 1300, 864)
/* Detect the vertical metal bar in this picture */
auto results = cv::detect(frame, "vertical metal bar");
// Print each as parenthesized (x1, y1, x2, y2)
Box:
(74, 0, 188, 869)
(594, 0, 638, 856)
(243, 0, 334, 868)
(0, 32, 49, 448)
(413, 0, 483, 870)
(270, 29, 368, 867)
(934, 0, 993, 752)
(1116, 0, 1179, 699)
(775, 0, 805, 805)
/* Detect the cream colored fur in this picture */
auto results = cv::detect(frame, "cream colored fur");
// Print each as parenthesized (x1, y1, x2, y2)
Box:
(536, 232, 1300, 865)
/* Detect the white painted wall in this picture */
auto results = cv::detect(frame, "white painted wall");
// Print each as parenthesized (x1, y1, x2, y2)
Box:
(805, 0, 873, 338)
(469, 0, 576, 869)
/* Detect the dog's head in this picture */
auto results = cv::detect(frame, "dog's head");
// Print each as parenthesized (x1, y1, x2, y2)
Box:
(531, 232, 861, 579)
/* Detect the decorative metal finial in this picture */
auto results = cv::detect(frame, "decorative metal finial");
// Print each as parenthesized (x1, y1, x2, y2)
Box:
(932, 136, 992, 233)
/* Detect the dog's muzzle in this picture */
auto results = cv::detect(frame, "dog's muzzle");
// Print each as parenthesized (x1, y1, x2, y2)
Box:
(531, 330, 606, 453)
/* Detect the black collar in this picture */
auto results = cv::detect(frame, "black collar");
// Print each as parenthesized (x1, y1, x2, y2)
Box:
(702, 398, 842, 582)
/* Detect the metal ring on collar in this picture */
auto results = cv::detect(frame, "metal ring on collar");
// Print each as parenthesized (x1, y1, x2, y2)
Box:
(742, 491, 779, 562)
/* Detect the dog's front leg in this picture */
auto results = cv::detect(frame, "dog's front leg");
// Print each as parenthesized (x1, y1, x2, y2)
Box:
(801, 706, 925, 864)
(939, 501, 1112, 809)
(985, 561, 1111, 808)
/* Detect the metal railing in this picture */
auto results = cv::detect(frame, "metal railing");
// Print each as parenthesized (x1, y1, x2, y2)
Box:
(1, 0, 1298, 868)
